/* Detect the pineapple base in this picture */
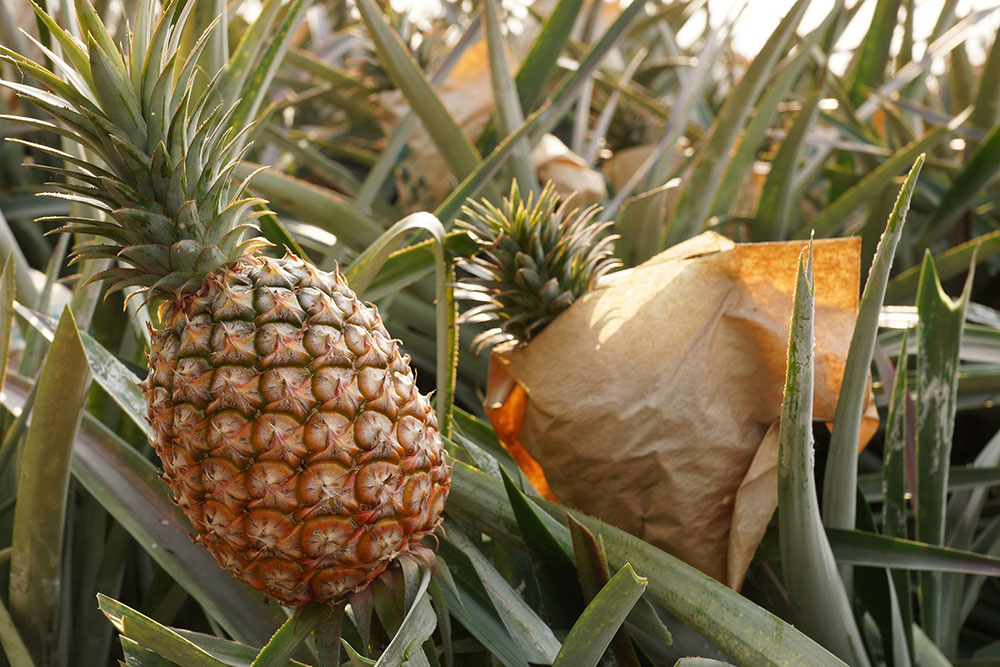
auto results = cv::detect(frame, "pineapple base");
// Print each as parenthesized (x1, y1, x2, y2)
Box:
(142, 255, 450, 605)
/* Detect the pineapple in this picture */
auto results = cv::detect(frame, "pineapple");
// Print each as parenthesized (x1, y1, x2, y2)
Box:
(0, 1, 449, 605)
(458, 181, 621, 349)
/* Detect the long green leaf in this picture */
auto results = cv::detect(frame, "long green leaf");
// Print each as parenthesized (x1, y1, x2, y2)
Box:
(354, 0, 483, 184)
(234, 163, 384, 251)
(500, 467, 583, 627)
(759, 526, 1000, 576)
(0, 208, 40, 308)
(552, 565, 647, 667)
(853, 565, 912, 667)
(346, 212, 444, 296)
(567, 516, 645, 665)
(76, 520, 128, 667)
(919, 119, 1000, 246)
(567, 525, 602, 589)
(353, 19, 483, 215)
(970, 27, 1000, 129)
(513, 0, 584, 114)
(912, 625, 952, 667)
(711, 31, 822, 219)
(374, 568, 435, 667)
(119, 636, 179, 667)
(885, 229, 1000, 303)
(342, 640, 377, 666)
(862, 464, 1000, 501)
(448, 462, 848, 666)
(914, 250, 973, 650)
(0, 373, 284, 644)
(527, 0, 646, 145)
(948, 42, 975, 112)
(251, 606, 326, 667)
(8, 307, 90, 665)
(793, 8, 999, 193)
(176, 628, 310, 666)
(484, 0, 536, 193)
(822, 156, 924, 537)
(430, 562, 531, 667)
(959, 519, 1000, 630)
(777, 246, 870, 666)
(14, 301, 150, 438)
(87, 38, 145, 147)
(227, 0, 309, 141)
(847, 0, 902, 104)
(73, 0, 127, 74)
(756, 86, 824, 239)
(940, 431, 1000, 642)
(27, 0, 93, 91)
(798, 123, 950, 239)
(218, 0, 283, 104)
(99, 595, 229, 667)
(884, 327, 914, 658)
(362, 232, 477, 302)
(444, 526, 561, 664)
(0, 255, 13, 394)
(853, 470, 910, 667)
(666, 0, 810, 245)
(0, 594, 35, 667)
(193, 0, 228, 87)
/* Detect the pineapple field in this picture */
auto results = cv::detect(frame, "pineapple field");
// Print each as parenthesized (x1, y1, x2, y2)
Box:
(1, 0, 1000, 664)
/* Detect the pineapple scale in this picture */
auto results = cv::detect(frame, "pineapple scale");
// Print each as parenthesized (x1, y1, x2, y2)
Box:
(142, 253, 450, 605)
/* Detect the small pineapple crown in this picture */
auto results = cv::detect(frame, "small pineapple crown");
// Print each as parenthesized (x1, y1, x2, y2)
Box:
(0, 0, 278, 300)
(457, 180, 621, 351)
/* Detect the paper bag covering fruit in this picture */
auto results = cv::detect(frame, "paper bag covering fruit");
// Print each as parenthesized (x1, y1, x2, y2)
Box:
(478, 230, 877, 590)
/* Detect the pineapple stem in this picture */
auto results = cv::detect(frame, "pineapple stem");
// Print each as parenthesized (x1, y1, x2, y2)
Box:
(315, 601, 345, 666)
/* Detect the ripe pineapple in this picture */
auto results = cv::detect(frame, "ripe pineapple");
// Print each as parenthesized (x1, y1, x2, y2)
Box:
(1, 1, 449, 605)
(458, 181, 621, 349)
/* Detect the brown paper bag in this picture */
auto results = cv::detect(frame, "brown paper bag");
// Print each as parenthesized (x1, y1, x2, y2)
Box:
(485, 232, 877, 589)
(531, 134, 607, 205)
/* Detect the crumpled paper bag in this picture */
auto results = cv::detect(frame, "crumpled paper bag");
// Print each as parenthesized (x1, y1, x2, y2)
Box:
(484, 232, 878, 589)
(531, 134, 606, 205)
(377, 41, 606, 211)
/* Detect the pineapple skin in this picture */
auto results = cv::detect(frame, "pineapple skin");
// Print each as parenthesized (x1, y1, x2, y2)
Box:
(143, 254, 450, 605)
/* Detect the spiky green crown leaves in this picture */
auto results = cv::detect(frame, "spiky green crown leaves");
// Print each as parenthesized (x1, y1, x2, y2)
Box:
(0, 0, 296, 299)
(458, 181, 621, 350)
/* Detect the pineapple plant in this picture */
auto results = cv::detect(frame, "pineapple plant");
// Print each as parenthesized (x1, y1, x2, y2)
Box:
(458, 180, 621, 349)
(0, 0, 450, 607)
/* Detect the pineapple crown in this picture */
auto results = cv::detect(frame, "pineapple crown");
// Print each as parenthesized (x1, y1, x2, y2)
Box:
(457, 180, 621, 350)
(0, 0, 297, 300)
